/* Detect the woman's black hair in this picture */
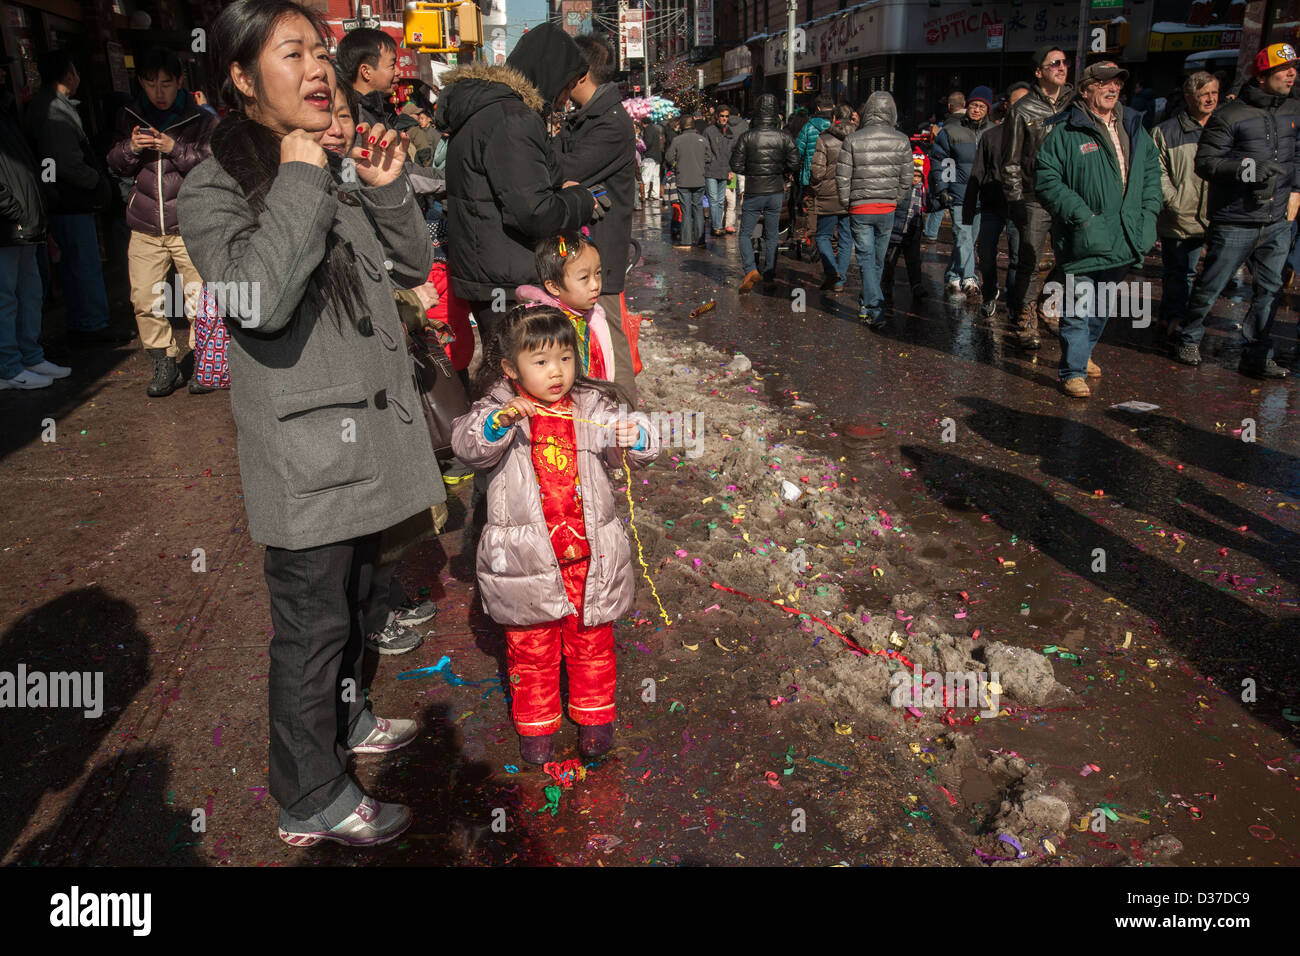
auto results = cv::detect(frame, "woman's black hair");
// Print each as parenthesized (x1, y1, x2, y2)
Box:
(534, 232, 599, 289)
(206, 0, 369, 333)
(332, 62, 361, 124)
(473, 304, 627, 407)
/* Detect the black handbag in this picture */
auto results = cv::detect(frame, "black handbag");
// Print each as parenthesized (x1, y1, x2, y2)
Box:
(409, 332, 468, 458)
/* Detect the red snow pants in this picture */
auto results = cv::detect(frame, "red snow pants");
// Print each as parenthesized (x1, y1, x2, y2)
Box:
(505, 557, 616, 736)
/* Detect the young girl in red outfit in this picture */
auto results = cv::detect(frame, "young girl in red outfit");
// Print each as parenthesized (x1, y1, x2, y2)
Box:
(516, 233, 616, 383)
(451, 306, 659, 765)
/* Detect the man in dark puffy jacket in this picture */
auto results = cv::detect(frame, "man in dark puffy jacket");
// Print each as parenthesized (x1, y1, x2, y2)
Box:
(703, 107, 737, 235)
(1172, 43, 1300, 378)
(836, 90, 914, 328)
(1001, 45, 1076, 349)
(560, 33, 639, 404)
(107, 48, 218, 396)
(730, 93, 798, 293)
(1, 92, 68, 389)
(931, 85, 992, 297)
(435, 22, 595, 342)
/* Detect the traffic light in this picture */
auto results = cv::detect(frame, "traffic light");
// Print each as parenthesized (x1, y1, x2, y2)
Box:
(456, 1, 482, 45)
(404, 3, 445, 49)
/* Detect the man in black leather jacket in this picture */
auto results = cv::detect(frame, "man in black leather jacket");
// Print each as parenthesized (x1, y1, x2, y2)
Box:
(1000, 46, 1075, 349)
(731, 93, 798, 293)
(1173, 42, 1300, 378)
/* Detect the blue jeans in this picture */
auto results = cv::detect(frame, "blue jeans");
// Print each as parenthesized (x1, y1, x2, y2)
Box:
(975, 209, 1020, 297)
(946, 206, 980, 283)
(0, 245, 46, 379)
(1179, 219, 1290, 364)
(923, 208, 946, 240)
(705, 178, 728, 230)
(1158, 235, 1205, 326)
(740, 191, 783, 278)
(50, 213, 110, 332)
(851, 212, 895, 316)
(1059, 266, 1129, 382)
(678, 186, 705, 245)
(815, 211, 853, 281)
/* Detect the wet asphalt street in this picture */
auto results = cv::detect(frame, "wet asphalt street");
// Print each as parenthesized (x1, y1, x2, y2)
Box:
(0, 202, 1297, 867)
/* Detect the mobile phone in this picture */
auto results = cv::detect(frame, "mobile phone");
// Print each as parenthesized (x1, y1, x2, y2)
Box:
(590, 188, 607, 199)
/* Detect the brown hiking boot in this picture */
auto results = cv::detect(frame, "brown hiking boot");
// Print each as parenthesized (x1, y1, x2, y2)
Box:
(739, 269, 762, 294)
(1062, 377, 1091, 398)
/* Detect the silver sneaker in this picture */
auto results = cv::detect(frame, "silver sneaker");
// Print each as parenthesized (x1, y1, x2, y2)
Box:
(393, 599, 437, 628)
(278, 796, 411, 847)
(351, 716, 418, 754)
(365, 620, 423, 655)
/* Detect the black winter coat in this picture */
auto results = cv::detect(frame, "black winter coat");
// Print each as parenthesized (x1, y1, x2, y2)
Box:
(560, 82, 636, 294)
(1195, 79, 1300, 227)
(0, 109, 47, 245)
(962, 121, 1008, 220)
(729, 94, 798, 196)
(642, 123, 663, 163)
(435, 63, 592, 301)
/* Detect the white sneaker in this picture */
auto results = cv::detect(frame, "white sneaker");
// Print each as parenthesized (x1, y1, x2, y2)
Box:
(945, 279, 963, 296)
(0, 369, 53, 389)
(25, 360, 71, 379)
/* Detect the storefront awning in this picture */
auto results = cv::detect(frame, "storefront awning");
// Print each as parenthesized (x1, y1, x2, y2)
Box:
(716, 73, 750, 91)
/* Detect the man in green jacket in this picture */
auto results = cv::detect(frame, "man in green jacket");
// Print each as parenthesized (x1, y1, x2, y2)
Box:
(1035, 61, 1162, 398)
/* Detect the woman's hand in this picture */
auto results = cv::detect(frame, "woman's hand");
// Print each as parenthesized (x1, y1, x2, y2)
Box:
(495, 397, 536, 427)
(413, 280, 440, 312)
(353, 122, 409, 187)
(281, 128, 328, 168)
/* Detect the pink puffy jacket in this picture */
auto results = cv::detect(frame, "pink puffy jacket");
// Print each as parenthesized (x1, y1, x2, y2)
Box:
(451, 380, 660, 627)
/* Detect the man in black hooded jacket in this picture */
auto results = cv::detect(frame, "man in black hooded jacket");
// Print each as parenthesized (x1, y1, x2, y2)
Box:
(435, 22, 596, 341)
(560, 33, 639, 404)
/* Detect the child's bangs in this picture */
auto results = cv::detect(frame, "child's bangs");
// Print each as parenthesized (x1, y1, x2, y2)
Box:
(517, 308, 579, 356)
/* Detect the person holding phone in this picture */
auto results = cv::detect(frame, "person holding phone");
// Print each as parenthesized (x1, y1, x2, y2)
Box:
(178, 0, 443, 847)
(108, 47, 220, 396)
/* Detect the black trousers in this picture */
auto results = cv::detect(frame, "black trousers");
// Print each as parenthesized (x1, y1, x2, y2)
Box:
(264, 533, 379, 821)
(884, 227, 924, 295)
(467, 295, 517, 351)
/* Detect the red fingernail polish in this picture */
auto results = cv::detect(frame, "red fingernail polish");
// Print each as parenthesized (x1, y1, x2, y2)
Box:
(359, 149, 371, 159)
(368, 136, 376, 145)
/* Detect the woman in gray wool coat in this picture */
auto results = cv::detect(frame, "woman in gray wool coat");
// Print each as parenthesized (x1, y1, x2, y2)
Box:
(177, 0, 443, 848)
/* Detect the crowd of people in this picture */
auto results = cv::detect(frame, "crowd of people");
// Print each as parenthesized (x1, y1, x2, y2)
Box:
(636, 42, 1299, 392)
(2, 0, 1298, 848)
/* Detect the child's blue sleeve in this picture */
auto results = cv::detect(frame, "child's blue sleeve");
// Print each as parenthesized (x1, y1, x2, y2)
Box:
(483, 411, 511, 442)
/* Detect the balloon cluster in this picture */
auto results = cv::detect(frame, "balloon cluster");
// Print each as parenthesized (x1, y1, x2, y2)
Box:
(622, 95, 680, 124)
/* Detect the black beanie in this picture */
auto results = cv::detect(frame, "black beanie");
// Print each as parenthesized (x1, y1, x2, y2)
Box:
(1033, 45, 1065, 69)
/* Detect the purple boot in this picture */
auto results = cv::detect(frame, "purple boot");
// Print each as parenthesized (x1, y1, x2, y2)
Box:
(579, 722, 614, 758)
(519, 733, 554, 765)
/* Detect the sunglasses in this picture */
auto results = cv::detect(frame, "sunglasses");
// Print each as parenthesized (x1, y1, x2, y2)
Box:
(1043, 58, 1068, 69)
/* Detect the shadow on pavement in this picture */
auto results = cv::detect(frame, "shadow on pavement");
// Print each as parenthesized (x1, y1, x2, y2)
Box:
(901, 444, 1300, 744)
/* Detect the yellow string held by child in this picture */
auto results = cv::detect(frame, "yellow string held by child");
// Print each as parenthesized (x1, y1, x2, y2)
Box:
(524, 401, 672, 628)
